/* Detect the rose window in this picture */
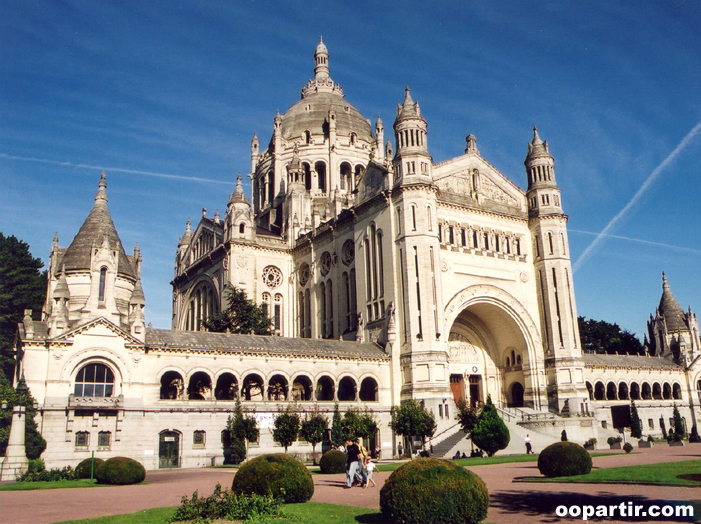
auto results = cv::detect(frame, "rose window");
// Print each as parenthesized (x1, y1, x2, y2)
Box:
(320, 252, 332, 276)
(342, 240, 355, 266)
(262, 266, 283, 289)
(299, 263, 310, 287)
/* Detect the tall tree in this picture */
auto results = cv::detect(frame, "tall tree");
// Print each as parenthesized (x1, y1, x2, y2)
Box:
(578, 316, 644, 355)
(227, 397, 259, 460)
(299, 406, 328, 464)
(203, 284, 272, 335)
(330, 403, 344, 447)
(272, 404, 301, 453)
(630, 400, 643, 439)
(671, 404, 686, 441)
(0, 233, 47, 380)
(389, 399, 436, 455)
(470, 395, 510, 457)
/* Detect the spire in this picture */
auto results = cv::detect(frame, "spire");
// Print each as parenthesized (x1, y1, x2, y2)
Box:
(658, 272, 688, 332)
(60, 172, 135, 279)
(396, 86, 421, 120)
(54, 266, 70, 299)
(526, 126, 551, 161)
(229, 173, 249, 205)
(314, 35, 330, 80)
(95, 172, 108, 204)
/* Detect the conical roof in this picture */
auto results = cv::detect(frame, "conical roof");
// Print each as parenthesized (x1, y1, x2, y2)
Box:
(60, 173, 136, 279)
(525, 126, 551, 162)
(658, 272, 688, 332)
(396, 86, 422, 120)
(229, 173, 250, 205)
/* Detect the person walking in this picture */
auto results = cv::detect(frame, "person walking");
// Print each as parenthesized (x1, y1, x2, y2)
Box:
(345, 439, 367, 488)
(525, 434, 533, 454)
(364, 457, 377, 488)
(397, 442, 403, 458)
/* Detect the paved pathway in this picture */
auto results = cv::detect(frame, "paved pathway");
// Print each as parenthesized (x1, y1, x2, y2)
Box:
(1, 445, 699, 523)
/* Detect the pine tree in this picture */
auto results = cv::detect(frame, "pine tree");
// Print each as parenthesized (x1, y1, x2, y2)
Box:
(660, 417, 667, 440)
(0, 234, 47, 381)
(227, 397, 259, 462)
(203, 284, 272, 335)
(671, 404, 686, 441)
(630, 400, 643, 439)
(330, 403, 344, 447)
(470, 395, 510, 457)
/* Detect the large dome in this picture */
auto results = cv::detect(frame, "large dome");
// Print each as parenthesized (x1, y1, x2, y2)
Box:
(280, 92, 373, 143)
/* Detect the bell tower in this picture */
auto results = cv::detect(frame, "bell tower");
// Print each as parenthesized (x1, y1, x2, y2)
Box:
(525, 128, 589, 414)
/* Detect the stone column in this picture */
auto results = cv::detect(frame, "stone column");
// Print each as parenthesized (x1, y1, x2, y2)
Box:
(1, 408, 28, 481)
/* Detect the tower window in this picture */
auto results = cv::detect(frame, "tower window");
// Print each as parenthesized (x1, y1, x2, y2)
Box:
(239, 223, 245, 234)
(98, 267, 107, 302)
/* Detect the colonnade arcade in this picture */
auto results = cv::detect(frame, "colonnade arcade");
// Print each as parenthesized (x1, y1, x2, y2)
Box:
(586, 379, 683, 402)
(445, 286, 544, 410)
(158, 369, 379, 403)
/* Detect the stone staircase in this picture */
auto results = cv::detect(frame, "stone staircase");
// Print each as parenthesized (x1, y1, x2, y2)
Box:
(432, 425, 470, 458)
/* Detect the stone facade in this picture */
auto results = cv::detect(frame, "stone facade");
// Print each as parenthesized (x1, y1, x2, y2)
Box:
(7, 39, 701, 472)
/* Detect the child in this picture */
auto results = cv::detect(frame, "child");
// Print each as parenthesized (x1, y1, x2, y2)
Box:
(364, 458, 377, 488)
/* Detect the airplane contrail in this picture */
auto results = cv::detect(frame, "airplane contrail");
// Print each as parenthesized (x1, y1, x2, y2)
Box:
(573, 120, 701, 273)
(0, 153, 232, 186)
(569, 229, 701, 256)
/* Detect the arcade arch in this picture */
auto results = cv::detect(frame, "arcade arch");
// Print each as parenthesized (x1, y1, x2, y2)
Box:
(445, 289, 541, 409)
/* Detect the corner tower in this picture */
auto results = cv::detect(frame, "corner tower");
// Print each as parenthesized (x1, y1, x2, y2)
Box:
(525, 128, 588, 414)
(392, 87, 432, 186)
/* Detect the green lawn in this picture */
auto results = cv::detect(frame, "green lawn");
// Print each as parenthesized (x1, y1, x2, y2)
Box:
(519, 459, 701, 487)
(54, 502, 389, 524)
(0, 478, 103, 491)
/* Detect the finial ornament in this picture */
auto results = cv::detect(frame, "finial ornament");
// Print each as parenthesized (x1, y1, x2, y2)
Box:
(95, 172, 108, 203)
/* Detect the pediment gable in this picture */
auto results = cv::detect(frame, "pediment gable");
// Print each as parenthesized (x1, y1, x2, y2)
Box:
(50, 316, 143, 345)
(434, 154, 525, 212)
(355, 161, 389, 205)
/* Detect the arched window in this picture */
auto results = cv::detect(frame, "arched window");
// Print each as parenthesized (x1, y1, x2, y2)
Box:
(606, 382, 617, 400)
(239, 223, 245, 234)
(586, 382, 594, 401)
(292, 375, 313, 401)
(594, 381, 605, 401)
(98, 267, 107, 302)
(673, 383, 682, 400)
(315, 376, 335, 401)
(273, 294, 283, 335)
(338, 376, 357, 401)
(215, 373, 238, 400)
(663, 382, 672, 400)
(652, 382, 662, 400)
(618, 382, 629, 400)
(74, 363, 114, 397)
(160, 371, 184, 400)
(315, 161, 327, 192)
(630, 382, 641, 400)
(304, 130, 311, 144)
(188, 371, 212, 400)
(268, 374, 289, 401)
(359, 377, 378, 402)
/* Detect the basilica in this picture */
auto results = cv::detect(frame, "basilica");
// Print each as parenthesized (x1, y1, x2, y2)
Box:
(6, 39, 700, 473)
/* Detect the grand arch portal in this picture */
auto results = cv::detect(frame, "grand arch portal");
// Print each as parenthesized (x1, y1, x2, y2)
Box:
(445, 287, 545, 411)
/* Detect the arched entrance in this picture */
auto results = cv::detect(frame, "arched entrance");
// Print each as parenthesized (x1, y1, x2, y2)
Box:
(446, 290, 540, 410)
(159, 430, 180, 468)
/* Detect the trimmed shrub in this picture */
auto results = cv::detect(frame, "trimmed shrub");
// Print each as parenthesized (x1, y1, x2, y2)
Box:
(380, 458, 489, 524)
(232, 453, 313, 503)
(689, 425, 701, 443)
(623, 442, 633, 453)
(95, 457, 145, 485)
(538, 442, 592, 477)
(607, 436, 622, 445)
(319, 449, 346, 474)
(75, 457, 105, 479)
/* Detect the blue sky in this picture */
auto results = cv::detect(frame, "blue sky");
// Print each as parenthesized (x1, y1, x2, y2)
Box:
(1, 1, 700, 338)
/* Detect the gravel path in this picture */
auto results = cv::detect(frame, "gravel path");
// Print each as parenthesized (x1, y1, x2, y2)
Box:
(0, 445, 699, 523)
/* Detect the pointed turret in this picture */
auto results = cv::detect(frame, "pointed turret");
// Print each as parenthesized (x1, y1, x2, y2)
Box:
(314, 36, 330, 80)
(525, 126, 562, 217)
(658, 272, 687, 332)
(61, 173, 135, 279)
(229, 173, 250, 206)
(393, 86, 431, 185)
(375, 115, 385, 159)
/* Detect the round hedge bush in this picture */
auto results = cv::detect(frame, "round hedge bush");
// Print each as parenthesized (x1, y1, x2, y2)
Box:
(232, 453, 313, 503)
(380, 458, 489, 524)
(75, 457, 105, 479)
(95, 457, 146, 485)
(319, 449, 346, 474)
(537, 442, 592, 477)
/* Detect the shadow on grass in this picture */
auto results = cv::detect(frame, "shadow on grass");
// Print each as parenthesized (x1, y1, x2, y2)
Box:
(355, 512, 390, 523)
(490, 490, 700, 522)
(677, 474, 701, 483)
